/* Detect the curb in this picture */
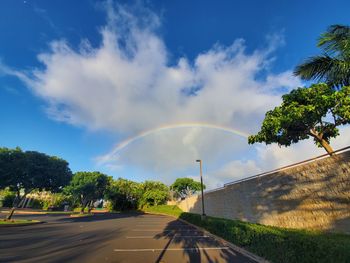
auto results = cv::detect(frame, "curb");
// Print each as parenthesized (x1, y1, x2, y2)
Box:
(0, 221, 45, 227)
(143, 212, 269, 263)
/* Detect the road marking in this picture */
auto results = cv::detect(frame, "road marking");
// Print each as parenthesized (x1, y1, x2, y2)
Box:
(114, 247, 230, 252)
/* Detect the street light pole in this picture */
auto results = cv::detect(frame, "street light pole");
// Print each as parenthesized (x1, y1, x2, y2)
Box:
(196, 159, 206, 219)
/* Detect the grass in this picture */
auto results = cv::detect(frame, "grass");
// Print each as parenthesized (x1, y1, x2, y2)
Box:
(143, 204, 183, 217)
(0, 209, 73, 215)
(0, 219, 40, 225)
(70, 213, 94, 218)
(73, 207, 90, 213)
(143, 205, 350, 263)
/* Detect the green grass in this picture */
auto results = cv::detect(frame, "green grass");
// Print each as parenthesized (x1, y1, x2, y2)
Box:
(73, 207, 90, 213)
(0, 219, 40, 225)
(143, 205, 350, 263)
(143, 205, 183, 217)
(70, 213, 94, 218)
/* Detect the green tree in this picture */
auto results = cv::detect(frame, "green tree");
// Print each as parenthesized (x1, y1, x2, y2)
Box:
(141, 190, 168, 206)
(248, 83, 350, 155)
(0, 147, 72, 219)
(170, 178, 204, 198)
(139, 181, 169, 207)
(65, 171, 110, 213)
(105, 178, 142, 211)
(294, 25, 350, 89)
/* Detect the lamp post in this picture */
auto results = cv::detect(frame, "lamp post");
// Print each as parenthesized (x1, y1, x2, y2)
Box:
(196, 159, 206, 219)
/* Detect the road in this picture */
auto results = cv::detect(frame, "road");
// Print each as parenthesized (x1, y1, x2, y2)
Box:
(0, 212, 257, 263)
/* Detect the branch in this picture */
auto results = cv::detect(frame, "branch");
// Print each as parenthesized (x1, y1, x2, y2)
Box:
(330, 109, 339, 125)
(309, 128, 323, 141)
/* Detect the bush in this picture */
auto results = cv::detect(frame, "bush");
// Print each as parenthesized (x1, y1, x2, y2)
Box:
(143, 205, 350, 263)
(30, 199, 44, 209)
(27, 192, 72, 210)
(104, 200, 114, 212)
(0, 189, 16, 207)
(179, 213, 350, 263)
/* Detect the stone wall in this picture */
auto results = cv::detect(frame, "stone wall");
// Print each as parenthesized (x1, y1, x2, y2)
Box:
(177, 151, 350, 233)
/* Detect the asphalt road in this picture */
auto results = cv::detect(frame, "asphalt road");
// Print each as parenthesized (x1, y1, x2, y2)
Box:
(0, 212, 257, 263)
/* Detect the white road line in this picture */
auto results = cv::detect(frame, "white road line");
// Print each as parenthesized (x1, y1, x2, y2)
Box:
(114, 247, 230, 252)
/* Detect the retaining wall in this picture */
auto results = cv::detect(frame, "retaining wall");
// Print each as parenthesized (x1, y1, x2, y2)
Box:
(177, 151, 350, 233)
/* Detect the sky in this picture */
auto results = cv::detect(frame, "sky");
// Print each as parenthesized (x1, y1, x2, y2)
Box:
(1, 0, 350, 189)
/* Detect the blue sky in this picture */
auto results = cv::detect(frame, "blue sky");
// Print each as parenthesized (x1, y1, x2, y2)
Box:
(1, 0, 350, 189)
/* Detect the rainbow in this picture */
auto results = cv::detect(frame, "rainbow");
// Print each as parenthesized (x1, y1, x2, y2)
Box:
(97, 123, 249, 164)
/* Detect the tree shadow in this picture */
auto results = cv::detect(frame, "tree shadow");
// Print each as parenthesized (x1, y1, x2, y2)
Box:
(0, 224, 122, 262)
(57, 211, 145, 223)
(184, 152, 350, 233)
(153, 219, 256, 263)
(0, 212, 145, 262)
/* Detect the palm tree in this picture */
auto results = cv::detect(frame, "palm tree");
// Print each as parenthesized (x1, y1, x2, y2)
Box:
(294, 25, 350, 89)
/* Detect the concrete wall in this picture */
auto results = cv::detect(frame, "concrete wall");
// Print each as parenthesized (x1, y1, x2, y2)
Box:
(177, 151, 350, 233)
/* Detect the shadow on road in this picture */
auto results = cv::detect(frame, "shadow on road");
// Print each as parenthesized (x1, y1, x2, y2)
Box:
(0, 212, 145, 263)
(153, 219, 254, 263)
(57, 211, 145, 223)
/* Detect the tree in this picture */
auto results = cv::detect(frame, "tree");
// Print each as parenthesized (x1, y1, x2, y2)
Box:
(294, 25, 350, 89)
(170, 178, 204, 199)
(0, 147, 72, 219)
(65, 171, 110, 213)
(141, 190, 168, 206)
(105, 178, 142, 211)
(0, 147, 22, 190)
(248, 83, 350, 155)
(139, 181, 169, 207)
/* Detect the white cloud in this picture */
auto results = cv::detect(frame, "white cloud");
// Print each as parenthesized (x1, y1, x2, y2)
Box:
(6, 4, 296, 135)
(196, 125, 350, 189)
(4, 2, 348, 189)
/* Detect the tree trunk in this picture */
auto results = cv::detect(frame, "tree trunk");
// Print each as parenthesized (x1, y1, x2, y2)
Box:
(6, 207, 16, 220)
(6, 194, 23, 220)
(80, 200, 87, 214)
(309, 129, 334, 156)
(87, 200, 93, 213)
(320, 138, 334, 156)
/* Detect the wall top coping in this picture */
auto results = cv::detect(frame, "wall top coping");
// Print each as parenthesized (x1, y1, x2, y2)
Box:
(203, 145, 350, 195)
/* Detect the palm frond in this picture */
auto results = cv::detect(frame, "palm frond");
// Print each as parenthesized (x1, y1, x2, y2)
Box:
(294, 55, 334, 81)
(318, 24, 350, 57)
(325, 60, 350, 87)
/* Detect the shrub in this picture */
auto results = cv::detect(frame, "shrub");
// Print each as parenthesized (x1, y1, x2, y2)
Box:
(30, 199, 44, 209)
(143, 205, 350, 263)
(0, 189, 16, 208)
